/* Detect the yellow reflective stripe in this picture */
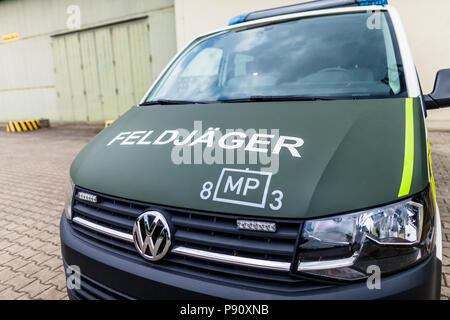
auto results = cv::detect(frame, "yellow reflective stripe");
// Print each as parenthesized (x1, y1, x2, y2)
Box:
(427, 140, 437, 205)
(398, 98, 415, 197)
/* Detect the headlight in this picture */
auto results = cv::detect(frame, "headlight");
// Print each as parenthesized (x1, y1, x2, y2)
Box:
(297, 188, 436, 281)
(64, 177, 74, 221)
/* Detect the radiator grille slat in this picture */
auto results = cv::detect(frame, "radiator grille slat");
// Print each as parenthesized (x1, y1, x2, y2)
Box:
(171, 215, 298, 240)
(174, 229, 294, 257)
(73, 203, 135, 230)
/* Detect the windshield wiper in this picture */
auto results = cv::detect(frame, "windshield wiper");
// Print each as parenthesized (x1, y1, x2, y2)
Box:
(141, 95, 335, 105)
(140, 99, 209, 106)
(218, 95, 335, 103)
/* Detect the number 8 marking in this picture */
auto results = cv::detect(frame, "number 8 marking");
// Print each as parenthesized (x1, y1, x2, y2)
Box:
(200, 181, 214, 200)
(269, 190, 283, 211)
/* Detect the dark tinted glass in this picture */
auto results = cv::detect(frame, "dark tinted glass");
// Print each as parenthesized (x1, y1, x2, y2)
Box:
(146, 12, 406, 102)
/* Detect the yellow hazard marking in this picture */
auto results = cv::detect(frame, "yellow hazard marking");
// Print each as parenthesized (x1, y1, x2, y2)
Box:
(105, 120, 115, 128)
(13, 121, 21, 132)
(398, 98, 415, 198)
(25, 121, 33, 131)
(30, 120, 38, 130)
(6, 119, 44, 133)
(2, 32, 19, 43)
(19, 121, 28, 131)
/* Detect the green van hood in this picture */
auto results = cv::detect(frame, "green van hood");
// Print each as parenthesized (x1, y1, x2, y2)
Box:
(71, 98, 428, 219)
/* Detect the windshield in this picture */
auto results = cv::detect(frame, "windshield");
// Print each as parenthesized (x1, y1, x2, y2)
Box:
(144, 12, 406, 103)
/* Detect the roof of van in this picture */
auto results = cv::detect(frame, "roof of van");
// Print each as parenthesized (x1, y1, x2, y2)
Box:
(229, 0, 388, 26)
(192, 3, 391, 43)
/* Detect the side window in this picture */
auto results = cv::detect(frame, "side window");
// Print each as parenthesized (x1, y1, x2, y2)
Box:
(182, 47, 223, 77)
(234, 53, 254, 77)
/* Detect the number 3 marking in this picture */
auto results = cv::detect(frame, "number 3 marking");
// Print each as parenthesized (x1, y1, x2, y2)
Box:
(269, 190, 283, 211)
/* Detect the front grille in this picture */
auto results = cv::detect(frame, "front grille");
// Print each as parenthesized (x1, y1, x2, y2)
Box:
(70, 186, 334, 294)
(69, 272, 134, 300)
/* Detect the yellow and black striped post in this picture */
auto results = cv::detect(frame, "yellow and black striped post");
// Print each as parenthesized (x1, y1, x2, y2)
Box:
(105, 120, 115, 128)
(5, 120, 41, 133)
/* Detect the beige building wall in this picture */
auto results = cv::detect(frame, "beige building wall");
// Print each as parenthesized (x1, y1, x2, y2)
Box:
(174, 0, 450, 120)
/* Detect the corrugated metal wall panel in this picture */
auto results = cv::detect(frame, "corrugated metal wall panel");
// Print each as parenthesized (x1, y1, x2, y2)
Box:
(52, 18, 154, 123)
(111, 23, 137, 116)
(129, 21, 153, 101)
(80, 32, 104, 122)
(53, 36, 74, 122)
(95, 28, 120, 120)
(149, 8, 177, 84)
(65, 33, 89, 122)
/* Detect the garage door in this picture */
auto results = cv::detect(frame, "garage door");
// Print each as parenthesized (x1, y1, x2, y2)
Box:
(52, 18, 152, 123)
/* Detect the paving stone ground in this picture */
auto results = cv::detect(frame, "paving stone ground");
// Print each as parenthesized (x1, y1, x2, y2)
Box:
(429, 130, 450, 300)
(0, 125, 448, 300)
(0, 126, 101, 300)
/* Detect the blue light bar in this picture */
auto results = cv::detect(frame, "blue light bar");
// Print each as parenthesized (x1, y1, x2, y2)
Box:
(228, 13, 249, 26)
(356, 0, 388, 5)
(228, 0, 388, 26)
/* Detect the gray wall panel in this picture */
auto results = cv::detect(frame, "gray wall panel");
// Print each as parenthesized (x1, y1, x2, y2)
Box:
(0, 0, 176, 123)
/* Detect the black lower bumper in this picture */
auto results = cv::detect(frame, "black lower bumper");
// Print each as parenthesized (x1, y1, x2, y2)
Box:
(60, 213, 442, 300)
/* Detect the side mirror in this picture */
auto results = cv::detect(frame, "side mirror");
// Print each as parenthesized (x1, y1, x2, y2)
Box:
(425, 69, 450, 109)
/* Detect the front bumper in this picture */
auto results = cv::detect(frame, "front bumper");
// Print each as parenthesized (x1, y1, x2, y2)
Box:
(60, 213, 442, 300)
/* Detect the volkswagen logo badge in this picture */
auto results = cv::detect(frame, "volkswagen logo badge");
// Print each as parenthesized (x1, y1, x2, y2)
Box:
(133, 211, 172, 261)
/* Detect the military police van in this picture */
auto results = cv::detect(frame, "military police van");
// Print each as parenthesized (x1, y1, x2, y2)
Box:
(61, 0, 449, 299)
